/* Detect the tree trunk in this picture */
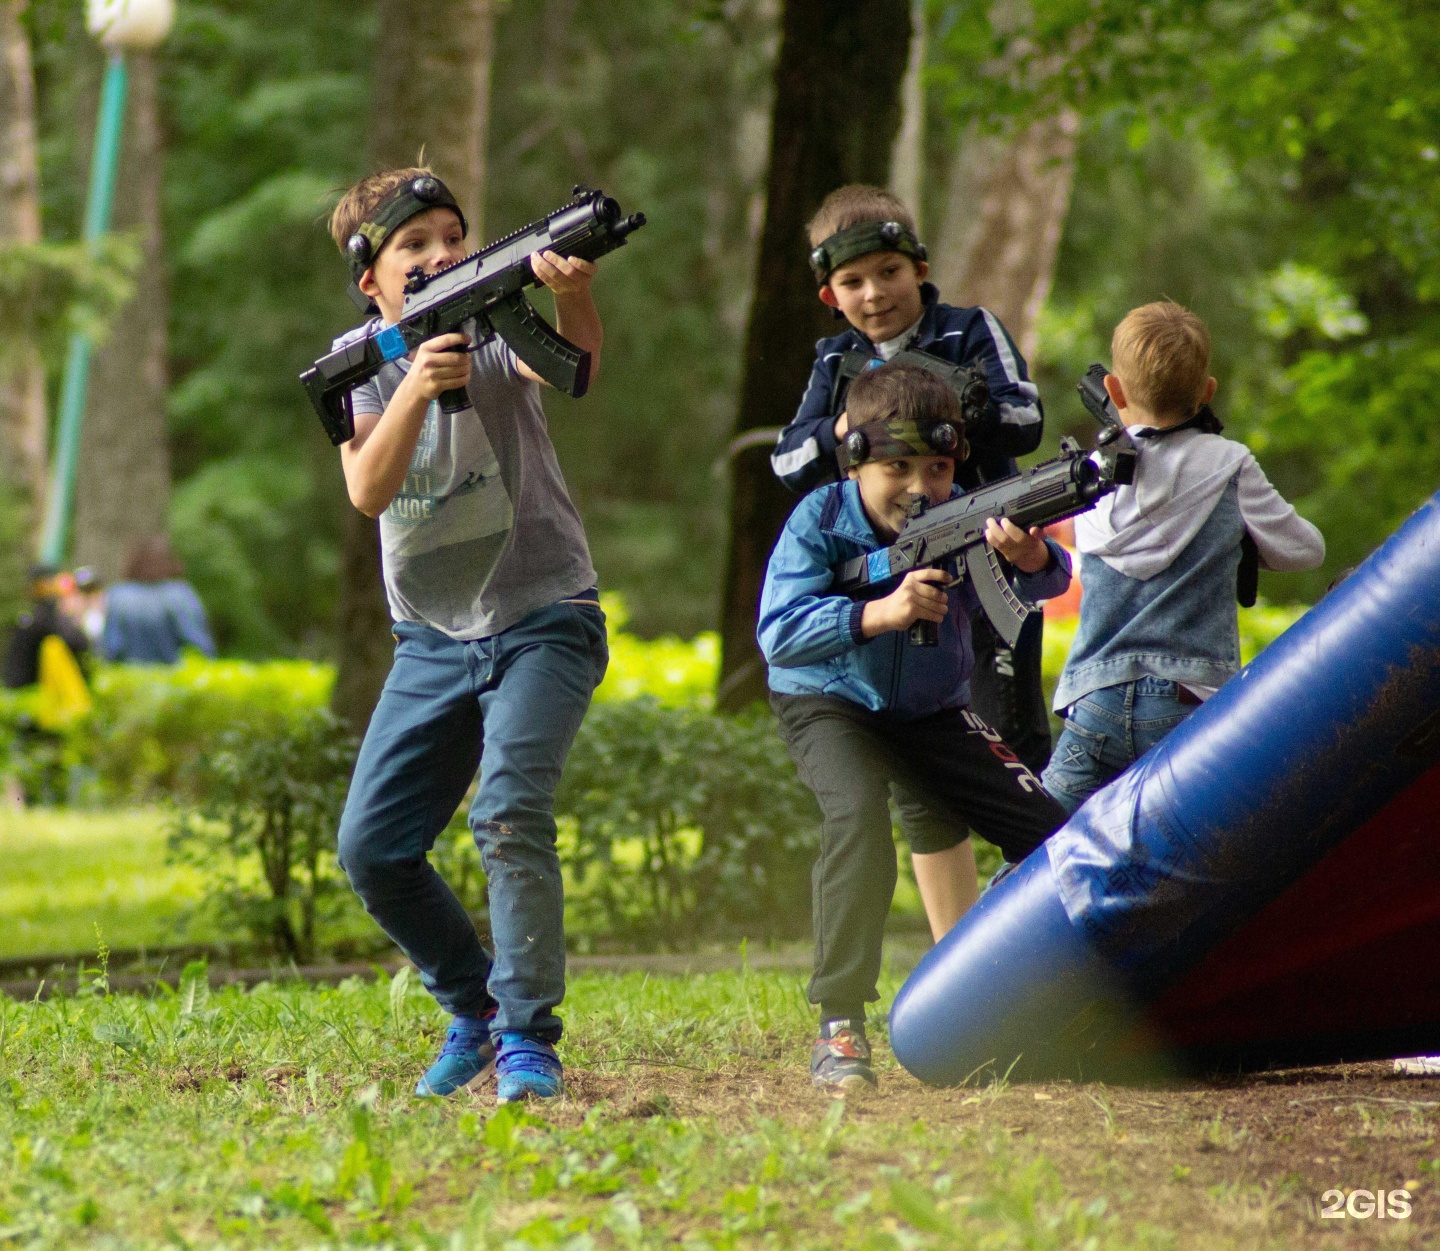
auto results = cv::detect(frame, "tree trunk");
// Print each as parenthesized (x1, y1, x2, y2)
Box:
(0, 0, 47, 547)
(716, 0, 913, 712)
(930, 110, 1079, 361)
(74, 50, 170, 581)
(888, 0, 927, 233)
(331, 0, 496, 735)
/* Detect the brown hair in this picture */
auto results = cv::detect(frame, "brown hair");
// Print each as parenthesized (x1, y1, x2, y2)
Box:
(807, 184, 917, 247)
(328, 165, 433, 251)
(1111, 302, 1212, 419)
(846, 361, 962, 433)
(123, 534, 184, 584)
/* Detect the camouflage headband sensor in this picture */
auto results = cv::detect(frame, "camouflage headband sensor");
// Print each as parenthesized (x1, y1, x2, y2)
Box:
(345, 175, 468, 309)
(838, 416, 966, 472)
(809, 220, 927, 284)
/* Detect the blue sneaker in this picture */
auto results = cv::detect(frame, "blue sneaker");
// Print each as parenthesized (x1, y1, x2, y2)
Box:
(495, 1033, 564, 1103)
(415, 1012, 497, 1098)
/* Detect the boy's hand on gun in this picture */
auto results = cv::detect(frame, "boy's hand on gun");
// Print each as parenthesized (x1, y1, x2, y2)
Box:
(410, 332, 473, 401)
(530, 249, 597, 297)
(985, 517, 1050, 573)
(861, 568, 949, 638)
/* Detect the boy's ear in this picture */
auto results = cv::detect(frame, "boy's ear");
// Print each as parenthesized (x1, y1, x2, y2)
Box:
(1201, 376, 1218, 404)
(357, 267, 380, 300)
(818, 284, 839, 309)
(913, 259, 929, 282)
(1103, 371, 1127, 410)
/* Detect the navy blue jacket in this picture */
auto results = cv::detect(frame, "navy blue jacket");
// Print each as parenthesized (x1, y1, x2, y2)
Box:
(771, 285, 1043, 495)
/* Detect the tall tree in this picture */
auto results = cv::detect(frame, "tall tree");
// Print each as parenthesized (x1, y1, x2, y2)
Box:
(73, 49, 170, 581)
(0, 0, 47, 548)
(716, 0, 913, 711)
(930, 112, 1078, 359)
(331, 0, 496, 734)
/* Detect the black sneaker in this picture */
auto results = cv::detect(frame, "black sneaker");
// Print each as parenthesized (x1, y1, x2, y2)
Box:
(810, 1018, 876, 1092)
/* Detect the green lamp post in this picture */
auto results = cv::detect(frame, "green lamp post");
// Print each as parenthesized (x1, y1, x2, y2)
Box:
(39, 0, 175, 567)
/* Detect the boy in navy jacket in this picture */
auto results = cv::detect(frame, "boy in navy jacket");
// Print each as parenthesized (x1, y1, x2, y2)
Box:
(758, 362, 1070, 1093)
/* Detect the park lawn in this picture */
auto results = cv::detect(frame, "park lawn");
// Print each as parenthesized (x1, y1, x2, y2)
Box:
(0, 807, 210, 960)
(2, 967, 1437, 1250)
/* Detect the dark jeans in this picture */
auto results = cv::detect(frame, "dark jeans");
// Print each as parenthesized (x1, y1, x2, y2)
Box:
(772, 693, 1067, 1018)
(337, 599, 608, 1040)
(1041, 676, 1197, 815)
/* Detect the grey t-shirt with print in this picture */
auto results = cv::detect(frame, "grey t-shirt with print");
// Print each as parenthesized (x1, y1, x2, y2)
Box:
(343, 325, 597, 640)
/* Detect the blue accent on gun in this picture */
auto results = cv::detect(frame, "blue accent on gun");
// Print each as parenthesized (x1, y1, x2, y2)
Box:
(300, 186, 647, 444)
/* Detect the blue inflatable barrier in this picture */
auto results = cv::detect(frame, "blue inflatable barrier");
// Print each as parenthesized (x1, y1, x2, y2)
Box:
(890, 495, 1440, 1084)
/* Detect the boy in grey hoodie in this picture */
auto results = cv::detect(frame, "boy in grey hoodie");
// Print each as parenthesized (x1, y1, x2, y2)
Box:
(1042, 302, 1325, 814)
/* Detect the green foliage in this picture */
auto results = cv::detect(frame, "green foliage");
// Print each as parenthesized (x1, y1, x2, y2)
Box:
(556, 698, 820, 947)
(83, 655, 334, 800)
(167, 709, 357, 962)
(0, 234, 137, 364)
(22, 0, 775, 652)
(592, 594, 719, 708)
(945, 0, 1440, 600)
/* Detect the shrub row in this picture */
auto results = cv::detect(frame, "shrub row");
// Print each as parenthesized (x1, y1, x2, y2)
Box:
(2, 597, 1303, 953)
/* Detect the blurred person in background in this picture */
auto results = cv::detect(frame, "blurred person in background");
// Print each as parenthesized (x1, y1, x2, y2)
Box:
(3, 565, 91, 689)
(67, 567, 108, 648)
(102, 535, 217, 664)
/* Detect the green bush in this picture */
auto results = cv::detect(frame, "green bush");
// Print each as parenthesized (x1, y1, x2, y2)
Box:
(555, 698, 821, 947)
(167, 707, 357, 962)
(88, 655, 334, 800)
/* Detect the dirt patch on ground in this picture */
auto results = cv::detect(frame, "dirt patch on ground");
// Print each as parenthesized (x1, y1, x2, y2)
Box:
(516, 1057, 1440, 1246)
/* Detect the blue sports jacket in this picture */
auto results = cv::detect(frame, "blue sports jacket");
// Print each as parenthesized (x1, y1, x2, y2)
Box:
(770, 284, 1044, 495)
(758, 480, 1071, 720)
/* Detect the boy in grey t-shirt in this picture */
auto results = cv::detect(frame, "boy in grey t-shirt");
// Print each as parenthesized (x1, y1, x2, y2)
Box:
(329, 167, 610, 1104)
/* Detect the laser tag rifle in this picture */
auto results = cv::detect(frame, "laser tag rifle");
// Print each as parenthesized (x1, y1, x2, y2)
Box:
(833, 364, 1138, 647)
(300, 186, 647, 445)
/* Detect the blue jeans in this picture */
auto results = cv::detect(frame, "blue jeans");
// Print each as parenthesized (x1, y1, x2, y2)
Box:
(1040, 677, 1197, 815)
(337, 598, 607, 1040)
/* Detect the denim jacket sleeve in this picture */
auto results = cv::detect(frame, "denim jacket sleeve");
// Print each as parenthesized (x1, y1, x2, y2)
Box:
(758, 500, 868, 668)
(770, 345, 845, 494)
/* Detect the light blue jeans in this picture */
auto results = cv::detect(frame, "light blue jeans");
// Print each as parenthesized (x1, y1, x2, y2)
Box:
(1041, 676, 1197, 815)
(337, 598, 607, 1040)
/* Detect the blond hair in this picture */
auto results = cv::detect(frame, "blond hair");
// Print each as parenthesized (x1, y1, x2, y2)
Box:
(1112, 302, 1212, 418)
(328, 165, 433, 251)
(807, 184, 917, 247)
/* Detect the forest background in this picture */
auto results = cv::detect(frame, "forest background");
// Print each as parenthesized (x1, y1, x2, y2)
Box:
(3, 0, 1438, 680)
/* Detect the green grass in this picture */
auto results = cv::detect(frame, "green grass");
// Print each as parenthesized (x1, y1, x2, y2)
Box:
(5, 967, 1398, 1250)
(0, 807, 210, 959)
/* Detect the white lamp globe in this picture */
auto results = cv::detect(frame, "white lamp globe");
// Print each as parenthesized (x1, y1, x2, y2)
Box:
(86, 0, 175, 50)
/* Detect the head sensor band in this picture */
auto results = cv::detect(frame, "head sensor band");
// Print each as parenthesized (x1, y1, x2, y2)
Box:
(345, 175, 468, 310)
(809, 220, 926, 284)
(837, 417, 966, 471)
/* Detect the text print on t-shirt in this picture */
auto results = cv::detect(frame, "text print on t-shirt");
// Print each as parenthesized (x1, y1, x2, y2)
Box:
(382, 400, 514, 560)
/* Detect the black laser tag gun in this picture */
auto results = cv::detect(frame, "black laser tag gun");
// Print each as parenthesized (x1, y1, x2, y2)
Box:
(833, 364, 1137, 647)
(300, 186, 647, 445)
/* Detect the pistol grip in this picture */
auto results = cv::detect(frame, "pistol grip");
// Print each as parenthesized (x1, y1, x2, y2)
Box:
(909, 620, 940, 647)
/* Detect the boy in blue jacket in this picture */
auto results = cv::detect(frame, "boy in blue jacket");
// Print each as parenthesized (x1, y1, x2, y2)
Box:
(759, 362, 1071, 1093)
(770, 185, 1052, 775)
